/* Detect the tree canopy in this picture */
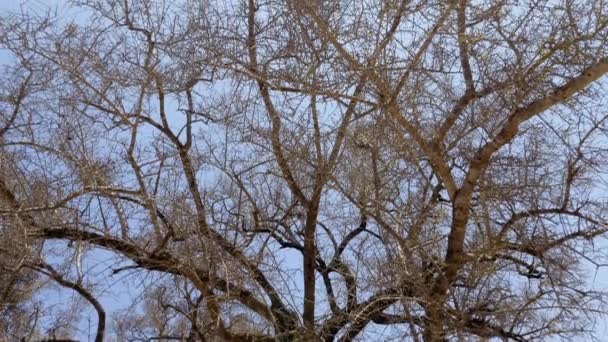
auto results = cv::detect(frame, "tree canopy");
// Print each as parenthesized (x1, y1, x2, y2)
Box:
(1, 0, 608, 341)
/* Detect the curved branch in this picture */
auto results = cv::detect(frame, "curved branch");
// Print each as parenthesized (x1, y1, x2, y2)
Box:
(27, 262, 105, 342)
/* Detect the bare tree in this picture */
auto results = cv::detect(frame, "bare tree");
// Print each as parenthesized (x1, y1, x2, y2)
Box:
(1, 0, 608, 341)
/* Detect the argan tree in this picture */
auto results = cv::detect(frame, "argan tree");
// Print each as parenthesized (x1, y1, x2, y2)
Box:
(2, 0, 608, 341)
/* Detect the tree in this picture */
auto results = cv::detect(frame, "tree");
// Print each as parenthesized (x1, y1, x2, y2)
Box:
(1, 0, 608, 340)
